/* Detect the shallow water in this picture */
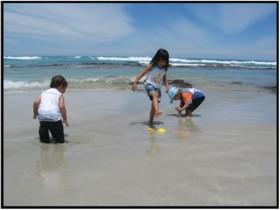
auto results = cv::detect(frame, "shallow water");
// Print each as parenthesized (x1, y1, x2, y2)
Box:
(3, 85, 277, 206)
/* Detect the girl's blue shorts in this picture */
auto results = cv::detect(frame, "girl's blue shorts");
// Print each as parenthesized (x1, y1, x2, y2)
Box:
(144, 82, 161, 102)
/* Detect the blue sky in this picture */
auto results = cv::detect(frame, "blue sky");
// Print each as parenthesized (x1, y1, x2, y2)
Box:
(4, 3, 277, 60)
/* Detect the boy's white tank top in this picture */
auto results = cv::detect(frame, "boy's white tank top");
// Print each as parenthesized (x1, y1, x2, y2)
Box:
(183, 88, 203, 95)
(145, 66, 166, 88)
(38, 88, 62, 122)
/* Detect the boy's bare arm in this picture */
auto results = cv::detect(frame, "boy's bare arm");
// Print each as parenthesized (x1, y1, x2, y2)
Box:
(33, 96, 41, 119)
(177, 99, 192, 112)
(59, 95, 69, 126)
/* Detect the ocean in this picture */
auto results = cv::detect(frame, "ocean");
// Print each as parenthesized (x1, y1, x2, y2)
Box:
(3, 55, 277, 92)
(3, 56, 277, 205)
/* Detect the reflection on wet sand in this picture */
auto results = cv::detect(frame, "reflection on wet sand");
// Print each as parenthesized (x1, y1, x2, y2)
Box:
(146, 132, 160, 155)
(174, 117, 200, 141)
(145, 116, 201, 154)
(36, 143, 68, 196)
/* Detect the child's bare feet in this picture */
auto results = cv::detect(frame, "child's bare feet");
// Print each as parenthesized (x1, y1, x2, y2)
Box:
(185, 110, 192, 117)
(149, 122, 157, 130)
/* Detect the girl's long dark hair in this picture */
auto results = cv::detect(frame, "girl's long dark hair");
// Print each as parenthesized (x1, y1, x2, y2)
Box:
(150, 48, 169, 70)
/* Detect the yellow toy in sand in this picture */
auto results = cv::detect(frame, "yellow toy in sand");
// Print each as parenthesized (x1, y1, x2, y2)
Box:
(147, 127, 166, 133)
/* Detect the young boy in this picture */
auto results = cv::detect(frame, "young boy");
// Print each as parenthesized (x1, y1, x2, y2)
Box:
(168, 86, 205, 117)
(33, 75, 69, 143)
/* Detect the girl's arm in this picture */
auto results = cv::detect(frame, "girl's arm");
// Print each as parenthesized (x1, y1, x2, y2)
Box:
(59, 95, 69, 126)
(33, 96, 41, 119)
(132, 64, 152, 91)
(163, 74, 169, 92)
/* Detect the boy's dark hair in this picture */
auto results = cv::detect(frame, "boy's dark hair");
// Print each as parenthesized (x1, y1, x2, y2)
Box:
(50, 75, 68, 88)
(150, 48, 169, 70)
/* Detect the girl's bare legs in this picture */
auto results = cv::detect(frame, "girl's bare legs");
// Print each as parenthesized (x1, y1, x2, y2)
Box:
(149, 92, 162, 128)
(149, 103, 156, 128)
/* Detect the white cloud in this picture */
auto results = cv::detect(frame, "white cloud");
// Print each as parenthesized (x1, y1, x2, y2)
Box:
(3, 3, 276, 60)
(219, 4, 274, 34)
(254, 36, 275, 49)
(131, 17, 208, 55)
(4, 4, 133, 42)
(190, 3, 274, 34)
(167, 18, 207, 41)
(253, 36, 276, 59)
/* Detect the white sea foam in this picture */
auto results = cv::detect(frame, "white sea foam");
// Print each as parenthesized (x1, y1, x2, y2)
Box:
(96, 56, 275, 67)
(97, 56, 151, 63)
(171, 58, 276, 66)
(4, 77, 135, 90)
(4, 56, 42, 60)
(4, 80, 49, 90)
(89, 56, 96, 60)
(68, 78, 103, 83)
(199, 59, 276, 66)
(170, 63, 206, 67)
(4, 76, 132, 90)
(170, 58, 198, 63)
(3, 55, 276, 70)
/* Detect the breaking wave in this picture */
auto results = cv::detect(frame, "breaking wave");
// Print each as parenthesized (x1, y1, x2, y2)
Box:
(4, 56, 276, 69)
(4, 77, 136, 90)
(4, 56, 42, 60)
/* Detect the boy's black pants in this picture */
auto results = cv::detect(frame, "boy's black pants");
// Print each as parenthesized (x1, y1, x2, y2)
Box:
(185, 95, 205, 114)
(39, 120, 65, 143)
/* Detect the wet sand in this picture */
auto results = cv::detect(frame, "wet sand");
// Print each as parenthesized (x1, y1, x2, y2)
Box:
(3, 87, 277, 206)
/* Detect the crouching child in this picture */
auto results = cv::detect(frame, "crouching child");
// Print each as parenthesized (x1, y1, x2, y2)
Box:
(168, 86, 205, 117)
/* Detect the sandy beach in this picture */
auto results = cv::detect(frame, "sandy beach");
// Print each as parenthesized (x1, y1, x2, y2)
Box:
(3, 85, 277, 206)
